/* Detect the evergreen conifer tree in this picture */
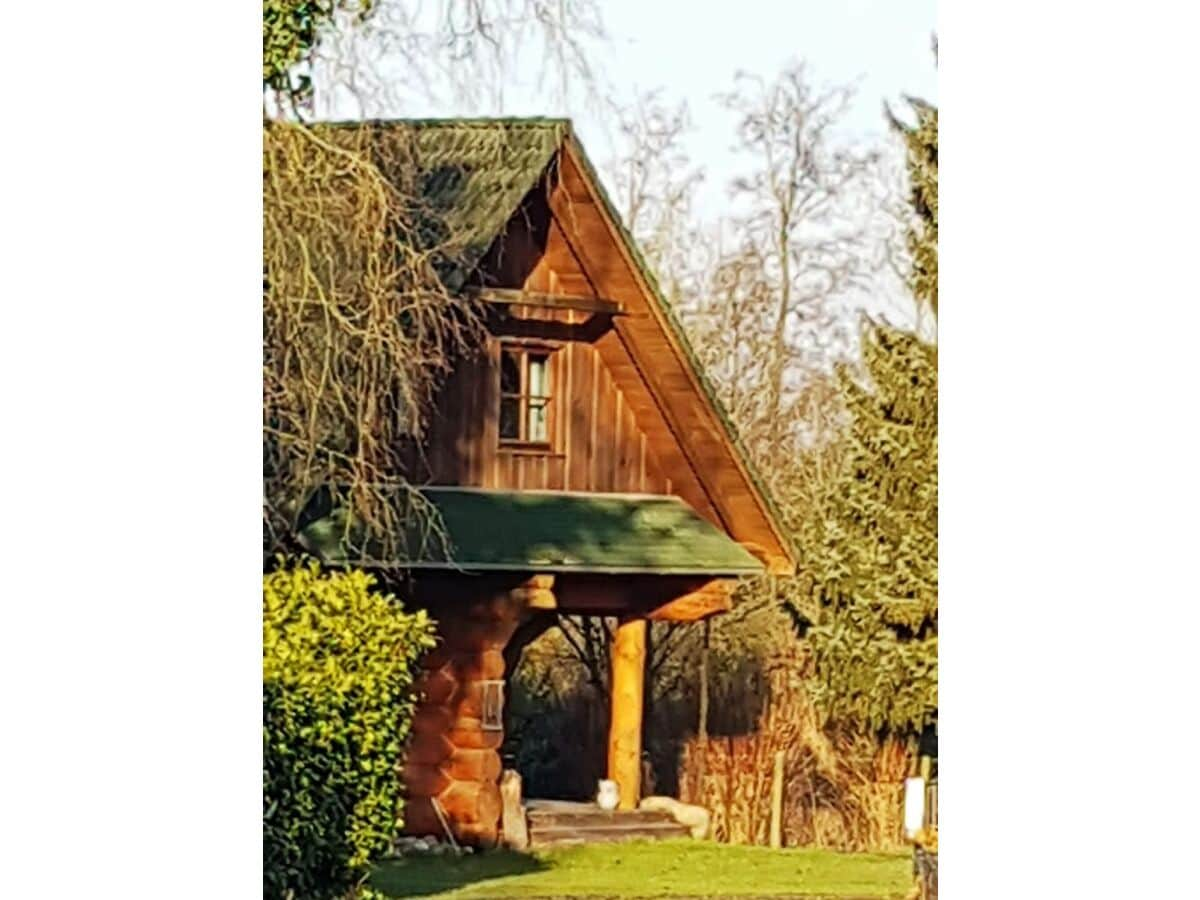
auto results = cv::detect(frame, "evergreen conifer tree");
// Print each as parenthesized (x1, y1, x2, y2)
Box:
(899, 99, 937, 317)
(800, 93, 938, 736)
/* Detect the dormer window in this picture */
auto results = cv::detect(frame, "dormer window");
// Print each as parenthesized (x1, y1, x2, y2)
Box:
(499, 344, 554, 446)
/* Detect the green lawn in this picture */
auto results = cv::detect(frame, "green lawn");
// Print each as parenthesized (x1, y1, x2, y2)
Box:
(371, 840, 912, 898)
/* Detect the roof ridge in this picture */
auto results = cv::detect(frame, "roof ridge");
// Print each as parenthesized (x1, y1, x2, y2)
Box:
(311, 116, 573, 130)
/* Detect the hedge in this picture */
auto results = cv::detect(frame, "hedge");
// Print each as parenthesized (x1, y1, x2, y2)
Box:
(264, 560, 436, 900)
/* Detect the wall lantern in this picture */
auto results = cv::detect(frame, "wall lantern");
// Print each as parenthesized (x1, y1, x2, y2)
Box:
(481, 680, 505, 731)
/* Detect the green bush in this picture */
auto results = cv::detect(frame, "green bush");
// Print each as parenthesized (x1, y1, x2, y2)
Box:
(264, 560, 436, 900)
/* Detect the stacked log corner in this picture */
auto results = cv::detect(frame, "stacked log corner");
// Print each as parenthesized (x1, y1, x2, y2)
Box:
(402, 576, 552, 847)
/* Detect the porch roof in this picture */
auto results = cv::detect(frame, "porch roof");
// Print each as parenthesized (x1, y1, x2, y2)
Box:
(300, 487, 764, 576)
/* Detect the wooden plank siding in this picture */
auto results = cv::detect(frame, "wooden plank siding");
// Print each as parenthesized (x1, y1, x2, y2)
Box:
(419, 181, 680, 497)
(421, 308, 670, 496)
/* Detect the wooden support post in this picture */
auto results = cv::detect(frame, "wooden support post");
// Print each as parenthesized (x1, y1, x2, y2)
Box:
(607, 615, 647, 810)
(769, 750, 785, 849)
(919, 754, 934, 830)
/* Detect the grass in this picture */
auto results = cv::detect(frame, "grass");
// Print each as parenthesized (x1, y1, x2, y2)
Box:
(371, 840, 912, 898)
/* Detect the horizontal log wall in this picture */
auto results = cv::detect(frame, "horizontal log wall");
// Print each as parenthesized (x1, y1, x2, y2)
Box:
(402, 578, 551, 847)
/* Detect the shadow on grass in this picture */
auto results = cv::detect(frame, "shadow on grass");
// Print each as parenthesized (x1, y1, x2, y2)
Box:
(371, 849, 548, 898)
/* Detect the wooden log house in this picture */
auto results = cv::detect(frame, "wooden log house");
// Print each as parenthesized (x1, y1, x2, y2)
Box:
(300, 119, 796, 847)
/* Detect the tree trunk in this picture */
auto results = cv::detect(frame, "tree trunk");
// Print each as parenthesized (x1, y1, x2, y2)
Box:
(643, 622, 658, 795)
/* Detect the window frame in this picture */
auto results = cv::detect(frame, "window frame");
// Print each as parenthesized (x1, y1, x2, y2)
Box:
(497, 340, 557, 450)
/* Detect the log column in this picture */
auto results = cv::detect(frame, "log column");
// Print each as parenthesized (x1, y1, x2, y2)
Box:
(403, 575, 553, 847)
(607, 615, 647, 810)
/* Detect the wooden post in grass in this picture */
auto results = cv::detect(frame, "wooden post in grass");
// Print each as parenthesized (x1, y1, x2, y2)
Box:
(918, 754, 933, 829)
(608, 615, 647, 810)
(769, 749, 785, 849)
(696, 619, 710, 801)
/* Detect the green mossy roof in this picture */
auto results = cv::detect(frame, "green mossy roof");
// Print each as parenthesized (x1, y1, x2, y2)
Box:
(407, 119, 566, 279)
(316, 118, 568, 288)
(300, 488, 764, 575)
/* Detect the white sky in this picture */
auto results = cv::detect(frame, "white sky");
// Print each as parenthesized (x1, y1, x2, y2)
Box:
(311, 0, 938, 332)
(361, 0, 939, 219)
(586, 0, 938, 211)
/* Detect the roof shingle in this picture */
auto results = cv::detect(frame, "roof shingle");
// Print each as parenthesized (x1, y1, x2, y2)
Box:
(299, 487, 764, 575)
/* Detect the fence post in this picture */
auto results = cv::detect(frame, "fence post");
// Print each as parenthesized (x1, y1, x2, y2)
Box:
(918, 754, 935, 829)
(696, 619, 709, 801)
(769, 749, 784, 849)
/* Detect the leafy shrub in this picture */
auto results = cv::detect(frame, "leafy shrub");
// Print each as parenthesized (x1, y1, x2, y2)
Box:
(264, 560, 436, 900)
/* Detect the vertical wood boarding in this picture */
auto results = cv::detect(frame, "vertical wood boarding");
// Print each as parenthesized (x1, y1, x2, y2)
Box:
(426, 330, 670, 496)
(423, 195, 677, 498)
(592, 360, 616, 492)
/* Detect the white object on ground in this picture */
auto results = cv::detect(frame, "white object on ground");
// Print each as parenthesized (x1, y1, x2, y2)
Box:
(596, 779, 620, 811)
(639, 795, 710, 839)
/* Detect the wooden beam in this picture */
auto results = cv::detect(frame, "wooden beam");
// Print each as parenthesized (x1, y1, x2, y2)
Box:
(607, 616, 646, 810)
(555, 575, 739, 620)
(469, 287, 627, 317)
(645, 581, 734, 623)
(523, 588, 557, 611)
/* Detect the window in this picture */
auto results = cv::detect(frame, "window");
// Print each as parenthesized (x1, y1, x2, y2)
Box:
(499, 345, 553, 446)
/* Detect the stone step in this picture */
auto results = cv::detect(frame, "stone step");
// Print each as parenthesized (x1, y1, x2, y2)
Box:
(526, 808, 679, 829)
(528, 820, 692, 848)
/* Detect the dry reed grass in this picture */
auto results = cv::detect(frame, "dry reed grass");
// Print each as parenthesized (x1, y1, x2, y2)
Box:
(680, 640, 912, 852)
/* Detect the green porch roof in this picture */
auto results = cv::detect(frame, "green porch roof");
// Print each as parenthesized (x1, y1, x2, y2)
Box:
(299, 488, 764, 576)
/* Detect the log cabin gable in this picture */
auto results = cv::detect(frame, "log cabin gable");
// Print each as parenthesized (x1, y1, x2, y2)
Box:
(420, 168, 694, 510)
(420, 216, 682, 501)
(414, 123, 794, 574)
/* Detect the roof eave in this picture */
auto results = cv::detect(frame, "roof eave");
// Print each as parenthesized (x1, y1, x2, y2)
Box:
(558, 131, 797, 575)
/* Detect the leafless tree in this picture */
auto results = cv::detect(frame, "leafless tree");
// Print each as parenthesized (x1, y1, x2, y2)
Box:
(594, 90, 734, 385)
(301, 0, 610, 120)
(606, 91, 705, 281)
(714, 66, 876, 449)
(554, 614, 696, 705)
